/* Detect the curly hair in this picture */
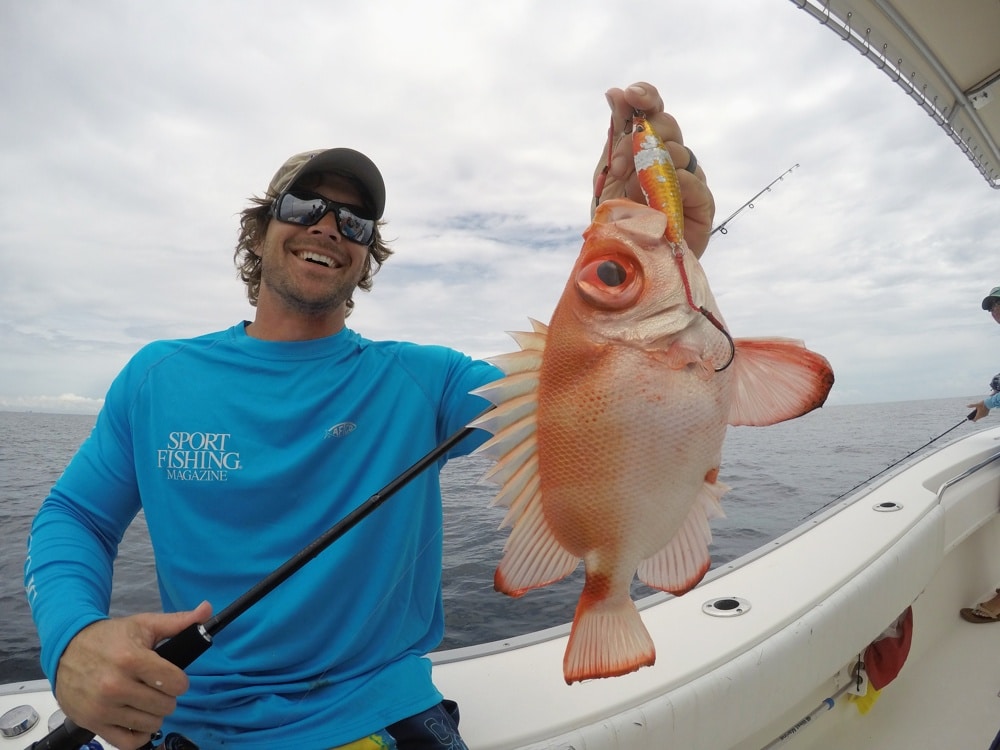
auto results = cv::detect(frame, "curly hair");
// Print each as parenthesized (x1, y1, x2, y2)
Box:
(233, 173, 393, 315)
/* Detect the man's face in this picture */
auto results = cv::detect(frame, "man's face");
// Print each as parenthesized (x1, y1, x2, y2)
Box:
(991, 300, 1000, 325)
(256, 175, 371, 316)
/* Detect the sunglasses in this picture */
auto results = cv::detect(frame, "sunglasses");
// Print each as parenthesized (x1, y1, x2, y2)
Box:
(272, 189, 376, 245)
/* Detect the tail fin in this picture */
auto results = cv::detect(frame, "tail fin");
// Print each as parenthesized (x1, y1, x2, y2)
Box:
(563, 590, 655, 684)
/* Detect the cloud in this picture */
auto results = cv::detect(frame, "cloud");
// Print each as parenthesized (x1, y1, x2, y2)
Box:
(1, 0, 996, 414)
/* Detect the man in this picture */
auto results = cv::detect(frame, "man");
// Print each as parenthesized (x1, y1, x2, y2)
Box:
(966, 285, 1000, 422)
(959, 285, 1000, 627)
(24, 82, 713, 749)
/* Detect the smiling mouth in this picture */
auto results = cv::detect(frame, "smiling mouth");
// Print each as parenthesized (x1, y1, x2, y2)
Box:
(295, 250, 336, 268)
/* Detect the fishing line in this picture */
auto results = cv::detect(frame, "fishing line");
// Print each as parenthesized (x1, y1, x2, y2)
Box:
(800, 410, 976, 521)
(28, 406, 494, 750)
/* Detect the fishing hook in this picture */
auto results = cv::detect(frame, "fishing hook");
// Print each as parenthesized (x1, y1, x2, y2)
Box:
(699, 307, 735, 372)
(667, 239, 734, 373)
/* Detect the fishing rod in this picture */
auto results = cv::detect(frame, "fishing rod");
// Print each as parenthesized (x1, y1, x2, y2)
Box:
(801, 409, 977, 522)
(27, 409, 492, 750)
(710, 164, 799, 236)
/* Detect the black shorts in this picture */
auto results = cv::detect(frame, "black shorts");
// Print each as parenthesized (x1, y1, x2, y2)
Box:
(385, 699, 468, 749)
(332, 700, 468, 750)
(157, 700, 469, 750)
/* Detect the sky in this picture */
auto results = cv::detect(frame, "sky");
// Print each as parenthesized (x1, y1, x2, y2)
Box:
(1, 0, 997, 415)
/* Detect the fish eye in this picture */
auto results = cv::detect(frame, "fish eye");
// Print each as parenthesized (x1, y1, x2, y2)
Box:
(575, 256, 642, 310)
(596, 260, 627, 287)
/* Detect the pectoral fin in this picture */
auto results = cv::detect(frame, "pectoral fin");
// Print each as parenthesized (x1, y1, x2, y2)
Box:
(727, 337, 834, 427)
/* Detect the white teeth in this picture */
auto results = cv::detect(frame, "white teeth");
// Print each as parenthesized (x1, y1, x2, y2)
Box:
(298, 251, 333, 267)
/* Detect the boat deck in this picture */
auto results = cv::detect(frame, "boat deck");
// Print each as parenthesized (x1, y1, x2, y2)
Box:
(854, 614, 1000, 749)
(788, 511, 1000, 750)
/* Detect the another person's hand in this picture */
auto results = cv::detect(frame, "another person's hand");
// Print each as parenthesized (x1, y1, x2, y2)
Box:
(593, 82, 715, 258)
(967, 401, 990, 422)
(54, 601, 212, 750)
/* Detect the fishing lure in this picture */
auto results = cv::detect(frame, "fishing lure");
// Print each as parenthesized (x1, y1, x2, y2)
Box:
(632, 111, 684, 243)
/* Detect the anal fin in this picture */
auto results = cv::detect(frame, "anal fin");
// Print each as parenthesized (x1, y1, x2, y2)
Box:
(637, 475, 728, 594)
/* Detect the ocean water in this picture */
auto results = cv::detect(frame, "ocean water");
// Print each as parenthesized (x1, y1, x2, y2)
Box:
(0, 397, 987, 685)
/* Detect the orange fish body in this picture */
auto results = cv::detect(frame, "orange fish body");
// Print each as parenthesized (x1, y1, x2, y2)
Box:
(471, 122, 834, 685)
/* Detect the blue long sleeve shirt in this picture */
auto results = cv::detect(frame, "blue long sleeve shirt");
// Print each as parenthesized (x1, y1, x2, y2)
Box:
(25, 322, 500, 749)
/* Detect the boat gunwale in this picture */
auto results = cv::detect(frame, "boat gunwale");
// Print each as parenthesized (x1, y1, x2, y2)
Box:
(432, 426, 991, 666)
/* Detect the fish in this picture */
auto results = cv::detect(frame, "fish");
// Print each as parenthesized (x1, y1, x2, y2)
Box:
(470, 113, 834, 684)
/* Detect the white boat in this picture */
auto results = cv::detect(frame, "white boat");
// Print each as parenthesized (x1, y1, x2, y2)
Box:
(5, 1, 999, 747)
(4, 423, 999, 748)
(431, 424, 1000, 749)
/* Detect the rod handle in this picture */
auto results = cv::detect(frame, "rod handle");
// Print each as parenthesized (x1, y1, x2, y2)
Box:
(25, 624, 213, 750)
(154, 622, 213, 668)
(23, 719, 93, 750)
